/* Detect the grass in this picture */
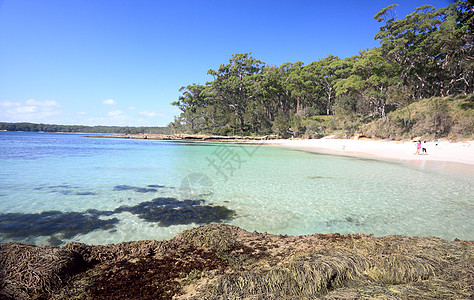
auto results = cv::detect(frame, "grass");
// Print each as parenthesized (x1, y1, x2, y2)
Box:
(364, 94, 474, 140)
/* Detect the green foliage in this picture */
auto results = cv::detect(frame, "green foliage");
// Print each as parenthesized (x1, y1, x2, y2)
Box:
(303, 116, 332, 138)
(271, 113, 290, 138)
(171, 2, 473, 139)
(374, 2, 473, 98)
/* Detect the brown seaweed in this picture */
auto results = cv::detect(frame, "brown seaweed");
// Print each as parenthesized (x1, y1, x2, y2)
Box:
(1, 224, 472, 299)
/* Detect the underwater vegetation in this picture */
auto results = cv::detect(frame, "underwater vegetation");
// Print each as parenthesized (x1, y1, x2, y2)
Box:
(113, 184, 166, 193)
(0, 185, 235, 245)
(0, 210, 119, 245)
(34, 184, 98, 196)
(115, 197, 235, 226)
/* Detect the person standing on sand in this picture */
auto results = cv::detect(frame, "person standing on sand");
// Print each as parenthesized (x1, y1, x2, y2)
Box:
(422, 141, 428, 155)
(415, 140, 421, 155)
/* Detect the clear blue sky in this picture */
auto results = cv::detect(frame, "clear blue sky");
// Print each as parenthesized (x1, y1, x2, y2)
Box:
(0, 0, 452, 126)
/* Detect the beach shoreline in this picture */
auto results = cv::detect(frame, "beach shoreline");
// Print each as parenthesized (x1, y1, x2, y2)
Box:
(95, 133, 474, 166)
(256, 138, 474, 167)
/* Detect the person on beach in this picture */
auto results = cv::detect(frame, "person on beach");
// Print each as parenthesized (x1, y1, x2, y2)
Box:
(415, 140, 421, 155)
(422, 141, 428, 155)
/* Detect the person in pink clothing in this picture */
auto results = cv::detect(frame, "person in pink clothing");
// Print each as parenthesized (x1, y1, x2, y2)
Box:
(415, 140, 421, 155)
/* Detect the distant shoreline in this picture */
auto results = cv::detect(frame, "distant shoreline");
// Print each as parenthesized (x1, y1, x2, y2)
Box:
(87, 133, 272, 141)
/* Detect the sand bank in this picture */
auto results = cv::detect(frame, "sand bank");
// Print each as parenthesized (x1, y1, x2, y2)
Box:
(262, 138, 474, 166)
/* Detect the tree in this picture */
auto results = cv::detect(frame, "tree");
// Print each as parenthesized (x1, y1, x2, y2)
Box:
(171, 84, 209, 133)
(386, 85, 415, 128)
(374, 3, 473, 98)
(334, 48, 399, 119)
(169, 2, 473, 138)
(207, 53, 265, 133)
(304, 55, 342, 115)
(432, 0, 474, 96)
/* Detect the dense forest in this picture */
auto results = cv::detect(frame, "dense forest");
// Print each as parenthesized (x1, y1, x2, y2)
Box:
(170, 2, 473, 139)
(0, 122, 170, 134)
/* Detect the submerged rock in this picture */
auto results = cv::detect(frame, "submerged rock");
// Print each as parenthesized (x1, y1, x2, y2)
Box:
(0, 224, 472, 299)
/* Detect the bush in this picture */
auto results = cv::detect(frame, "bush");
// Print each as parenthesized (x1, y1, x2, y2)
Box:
(364, 94, 473, 140)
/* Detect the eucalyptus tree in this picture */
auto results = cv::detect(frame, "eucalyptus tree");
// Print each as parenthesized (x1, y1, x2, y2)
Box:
(280, 61, 308, 116)
(386, 85, 416, 128)
(304, 55, 342, 115)
(374, 3, 473, 98)
(432, 0, 473, 96)
(169, 2, 472, 137)
(207, 53, 265, 133)
(334, 48, 399, 119)
(375, 4, 438, 98)
(171, 83, 210, 133)
(331, 55, 360, 114)
(248, 65, 286, 133)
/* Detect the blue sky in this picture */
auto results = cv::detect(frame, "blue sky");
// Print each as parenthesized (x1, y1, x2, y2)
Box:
(0, 0, 452, 126)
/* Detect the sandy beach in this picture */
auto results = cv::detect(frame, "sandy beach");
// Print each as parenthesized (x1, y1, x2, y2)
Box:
(262, 138, 474, 166)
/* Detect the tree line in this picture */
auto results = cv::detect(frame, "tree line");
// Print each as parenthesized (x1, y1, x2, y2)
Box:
(0, 122, 170, 134)
(170, 2, 473, 138)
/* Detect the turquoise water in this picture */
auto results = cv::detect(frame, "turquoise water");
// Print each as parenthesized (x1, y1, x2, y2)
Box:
(0, 131, 473, 245)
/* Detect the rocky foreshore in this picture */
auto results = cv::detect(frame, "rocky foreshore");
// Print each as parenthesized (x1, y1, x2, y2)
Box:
(1, 224, 473, 299)
(91, 133, 273, 141)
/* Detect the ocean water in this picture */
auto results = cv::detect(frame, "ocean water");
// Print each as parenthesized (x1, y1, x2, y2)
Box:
(0, 131, 473, 246)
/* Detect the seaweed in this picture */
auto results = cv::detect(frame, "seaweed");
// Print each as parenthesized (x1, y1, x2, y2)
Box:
(34, 185, 97, 196)
(74, 192, 97, 196)
(211, 250, 369, 298)
(115, 197, 235, 226)
(1, 225, 473, 299)
(113, 184, 163, 193)
(0, 242, 86, 299)
(0, 210, 119, 241)
(113, 185, 138, 191)
(0, 198, 235, 243)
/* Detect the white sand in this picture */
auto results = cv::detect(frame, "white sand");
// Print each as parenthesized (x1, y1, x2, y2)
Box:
(261, 138, 474, 166)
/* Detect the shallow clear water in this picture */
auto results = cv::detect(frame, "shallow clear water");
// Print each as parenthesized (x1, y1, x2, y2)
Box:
(0, 131, 472, 245)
